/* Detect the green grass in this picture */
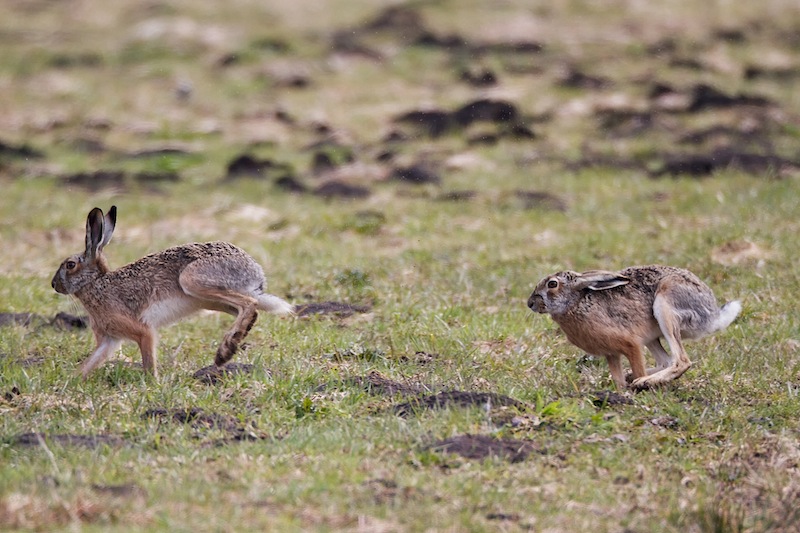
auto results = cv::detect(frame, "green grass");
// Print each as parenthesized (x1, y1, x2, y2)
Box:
(2, 0, 800, 531)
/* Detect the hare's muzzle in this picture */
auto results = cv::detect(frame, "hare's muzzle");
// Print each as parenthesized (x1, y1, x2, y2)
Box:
(527, 293, 546, 313)
(51, 271, 66, 294)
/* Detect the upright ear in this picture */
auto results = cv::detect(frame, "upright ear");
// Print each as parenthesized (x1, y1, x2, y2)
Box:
(573, 270, 630, 292)
(100, 205, 117, 249)
(84, 207, 105, 260)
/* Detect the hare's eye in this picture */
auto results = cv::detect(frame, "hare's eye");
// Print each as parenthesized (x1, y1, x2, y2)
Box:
(66, 260, 77, 270)
(547, 279, 558, 289)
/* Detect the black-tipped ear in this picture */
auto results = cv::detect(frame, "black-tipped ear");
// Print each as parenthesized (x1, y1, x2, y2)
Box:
(85, 207, 105, 260)
(100, 206, 117, 249)
(573, 270, 630, 292)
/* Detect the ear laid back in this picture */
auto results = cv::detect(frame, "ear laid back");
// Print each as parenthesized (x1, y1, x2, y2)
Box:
(586, 278, 630, 291)
(573, 270, 630, 292)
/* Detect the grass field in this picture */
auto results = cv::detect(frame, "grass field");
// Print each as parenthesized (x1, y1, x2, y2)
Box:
(2, 1, 800, 531)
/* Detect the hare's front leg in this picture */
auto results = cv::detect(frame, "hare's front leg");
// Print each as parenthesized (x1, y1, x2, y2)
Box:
(604, 354, 626, 389)
(81, 336, 122, 378)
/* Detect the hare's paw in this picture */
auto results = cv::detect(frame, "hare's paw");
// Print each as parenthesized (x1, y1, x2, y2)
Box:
(630, 375, 654, 391)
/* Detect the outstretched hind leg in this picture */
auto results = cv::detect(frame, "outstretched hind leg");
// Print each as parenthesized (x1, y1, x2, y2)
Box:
(632, 285, 692, 389)
(179, 269, 260, 368)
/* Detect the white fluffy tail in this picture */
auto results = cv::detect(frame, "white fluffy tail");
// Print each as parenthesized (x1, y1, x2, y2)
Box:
(713, 300, 741, 332)
(257, 293, 295, 315)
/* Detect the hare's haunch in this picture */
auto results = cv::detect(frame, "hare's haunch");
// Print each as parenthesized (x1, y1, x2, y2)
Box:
(528, 265, 740, 390)
(52, 206, 293, 378)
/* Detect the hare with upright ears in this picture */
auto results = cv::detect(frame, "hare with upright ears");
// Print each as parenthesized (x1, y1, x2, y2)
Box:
(52, 206, 294, 378)
(527, 265, 741, 390)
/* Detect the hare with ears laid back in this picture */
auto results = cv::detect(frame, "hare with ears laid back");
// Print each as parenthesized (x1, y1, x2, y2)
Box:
(527, 265, 741, 390)
(52, 206, 294, 378)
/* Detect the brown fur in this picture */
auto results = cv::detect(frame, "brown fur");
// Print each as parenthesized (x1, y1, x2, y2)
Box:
(528, 265, 741, 390)
(52, 206, 294, 378)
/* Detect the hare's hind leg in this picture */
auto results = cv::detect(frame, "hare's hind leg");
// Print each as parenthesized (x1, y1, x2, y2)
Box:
(645, 339, 672, 374)
(631, 290, 692, 389)
(179, 269, 259, 367)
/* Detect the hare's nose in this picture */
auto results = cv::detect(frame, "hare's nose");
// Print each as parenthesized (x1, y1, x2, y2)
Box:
(527, 293, 543, 311)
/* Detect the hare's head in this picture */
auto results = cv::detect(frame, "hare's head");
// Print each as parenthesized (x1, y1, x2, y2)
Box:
(52, 206, 116, 295)
(528, 270, 630, 315)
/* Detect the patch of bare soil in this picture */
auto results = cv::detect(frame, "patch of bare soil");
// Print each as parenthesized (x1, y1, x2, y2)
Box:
(224, 154, 295, 181)
(653, 148, 800, 178)
(142, 407, 265, 442)
(589, 390, 633, 408)
(0, 139, 44, 159)
(2, 386, 21, 402)
(312, 180, 371, 199)
(192, 363, 255, 384)
(295, 301, 372, 318)
(59, 169, 179, 192)
(11, 432, 126, 449)
(391, 390, 528, 417)
(393, 98, 532, 141)
(0, 312, 87, 330)
(425, 433, 538, 463)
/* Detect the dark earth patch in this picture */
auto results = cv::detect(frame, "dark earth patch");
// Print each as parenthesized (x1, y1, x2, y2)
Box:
(61, 170, 179, 192)
(192, 363, 255, 384)
(274, 175, 308, 193)
(3, 386, 21, 402)
(486, 512, 521, 522)
(0, 139, 44, 159)
(390, 164, 440, 185)
(686, 83, 773, 112)
(394, 98, 528, 140)
(589, 390, 634, 408)
(425, 433, 538, 463)
(0, 312, 87, 330)
(557, 66, 612, 90)
(391, 390, 528, 417)
(312, 180, 371, 199)
(11, 432, 126, 449)
(52, 312, 89, 330)
(295, 301, 372, 318)
(653, 148, 800, 177)
(224, 154, 294, 181)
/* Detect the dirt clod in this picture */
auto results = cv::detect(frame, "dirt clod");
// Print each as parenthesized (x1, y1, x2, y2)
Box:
(192, 363, 255, 384)
(589, 390, 633, 407)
